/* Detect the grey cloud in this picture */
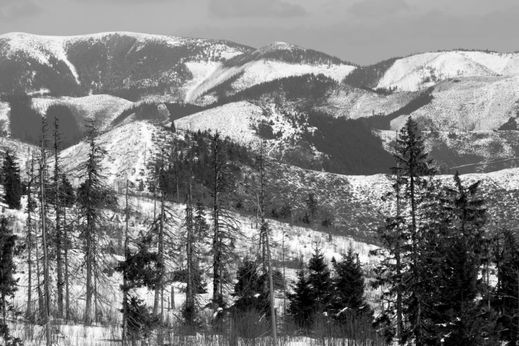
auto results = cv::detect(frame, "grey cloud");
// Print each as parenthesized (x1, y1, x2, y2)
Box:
(209, 0, 306, 18)
(0, 0, 41, 21)
(348, 0, 409, 16)
(73, 0, 169, 3)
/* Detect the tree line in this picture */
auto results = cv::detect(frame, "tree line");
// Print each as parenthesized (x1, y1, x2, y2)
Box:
(0, 115, 519, 345)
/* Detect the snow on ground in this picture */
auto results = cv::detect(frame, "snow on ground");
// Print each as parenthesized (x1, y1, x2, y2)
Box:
(175, 101, 263, 146)
(0, 102, 10, 134)
(183, 61, 221, 102)
(230, 60, 355, 91)
(392, 75, 519, 131)
(31, 95, 133, 131)
(189, 59, 355, 102)
(1, 32, 81, 84)
(60, 120, 159, 186)
(323, 86, 417, 120)
(377, 50, 519, 92)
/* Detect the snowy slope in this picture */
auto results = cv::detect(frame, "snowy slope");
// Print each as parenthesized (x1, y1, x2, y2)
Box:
(175, 101, 264, 146)
(60, 120, 162, 186)
(31, 94, 133, 132)
(1, 32, 81, 84)
(0, 32, 252, 98)
(187, 42, 356, 103)
(376, 50, 519, 92)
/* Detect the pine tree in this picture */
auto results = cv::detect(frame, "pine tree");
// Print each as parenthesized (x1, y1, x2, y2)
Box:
(183, 180, 196, 328)
(254, 142, 277, 341)
(2, 151, 22, 210)
(420, 173, 498, 345)
(77, 120, 116, 324)
(330, 248, 371, 320)
(392, 117, 436, 346)
(231, 259, 269, 338)
(494, 229, 519, 344)
(60, 173, 74, 320)
(51, 116, 65, 319)
(307, 248, 332, 315)
(38, 117, 52, 345)
(209, 132, 239, 316)
(287, 269, 314, 330)
(25, 153, 37, 321)
(117, 234, 161, 343)
(0, 216, 20, 345)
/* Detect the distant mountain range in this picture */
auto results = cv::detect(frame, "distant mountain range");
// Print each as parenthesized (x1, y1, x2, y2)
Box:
(2, 32, 519, 239)
(1, 31, 519, 178)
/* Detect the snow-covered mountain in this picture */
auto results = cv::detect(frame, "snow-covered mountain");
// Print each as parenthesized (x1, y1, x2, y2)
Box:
(0, 32, 251, 99)
(1, 31, 519, 183)
(345, 50, 519, 92)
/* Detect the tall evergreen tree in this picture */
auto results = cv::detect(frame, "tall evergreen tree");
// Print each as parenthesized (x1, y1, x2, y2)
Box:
(60, 173, 74, 320)
(38, 117, 52, 346)
(77, 121, 116, 324)
(0, 216, 19, 345)
(209, 132, 239, 316)
(330, 248, 371, 320)
(418, 174, 498, 345)
(494, 229, 519, 344)
(2, 151, 22, 210)
(25, 153, 37, 321)
(307, 248, 332, 316)
(287, 269, 314, 330)
(392, 117, 436, 346)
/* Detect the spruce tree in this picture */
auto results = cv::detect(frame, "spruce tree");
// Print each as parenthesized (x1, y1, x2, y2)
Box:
(330, 248, 371, 320)
(117, 233, 161, 343)
(420, 173, 498, 345)
(392, 117, 436, 346)
(77, 121, 116, 324)
(209, 132, 239, 317)
(494, 229, 519, 344)
(231, 259, 269, 338)
(287, 269, 314, 330)
(0, 216, 19, 345)
(307, 248, 332, 315)
(2, 151, 22, 210)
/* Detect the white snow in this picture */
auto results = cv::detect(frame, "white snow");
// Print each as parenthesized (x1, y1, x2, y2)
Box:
(1, 32, 81, 84)
(388, 75, 519, 131)
(60, 120, 160, 186)
(377, 50, 519, 92)
(175, 101, 264, 145)
(189, 59, 355, 102)
(183, 61, 221, 102)
(31, 94, 133, 131)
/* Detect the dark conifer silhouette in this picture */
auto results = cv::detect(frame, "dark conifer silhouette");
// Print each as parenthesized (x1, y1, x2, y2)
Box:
(2, 151, 22, 210)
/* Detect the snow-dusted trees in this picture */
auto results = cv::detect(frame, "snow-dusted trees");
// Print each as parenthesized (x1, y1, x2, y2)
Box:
(77, 121, 116, 324)
(209, 132, 239, 317)
(25, 153, 36, 320)
(38, 118, 52, 345)
(0, 216, 20, 345)
(2, 151, 22, 210)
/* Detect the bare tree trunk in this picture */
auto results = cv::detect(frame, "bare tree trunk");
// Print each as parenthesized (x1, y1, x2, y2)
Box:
(54, 118, 64, 319)
(395, 165, 404, 345)
(122, 180, 129, 346)
(258, 144, 277, 344)
(84, 213, 94, 324)
(26, 155, 35, 320)
(153, 192, 165, 324)
(265, 229, 277, 344)
(36, 230, 43, 322)
(64, 207, 70, 321)
(40, 142, 52, 346)
(185, 181, 194, 325)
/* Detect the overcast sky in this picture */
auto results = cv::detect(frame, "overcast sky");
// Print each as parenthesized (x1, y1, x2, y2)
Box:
(0, 0, 517, 64)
